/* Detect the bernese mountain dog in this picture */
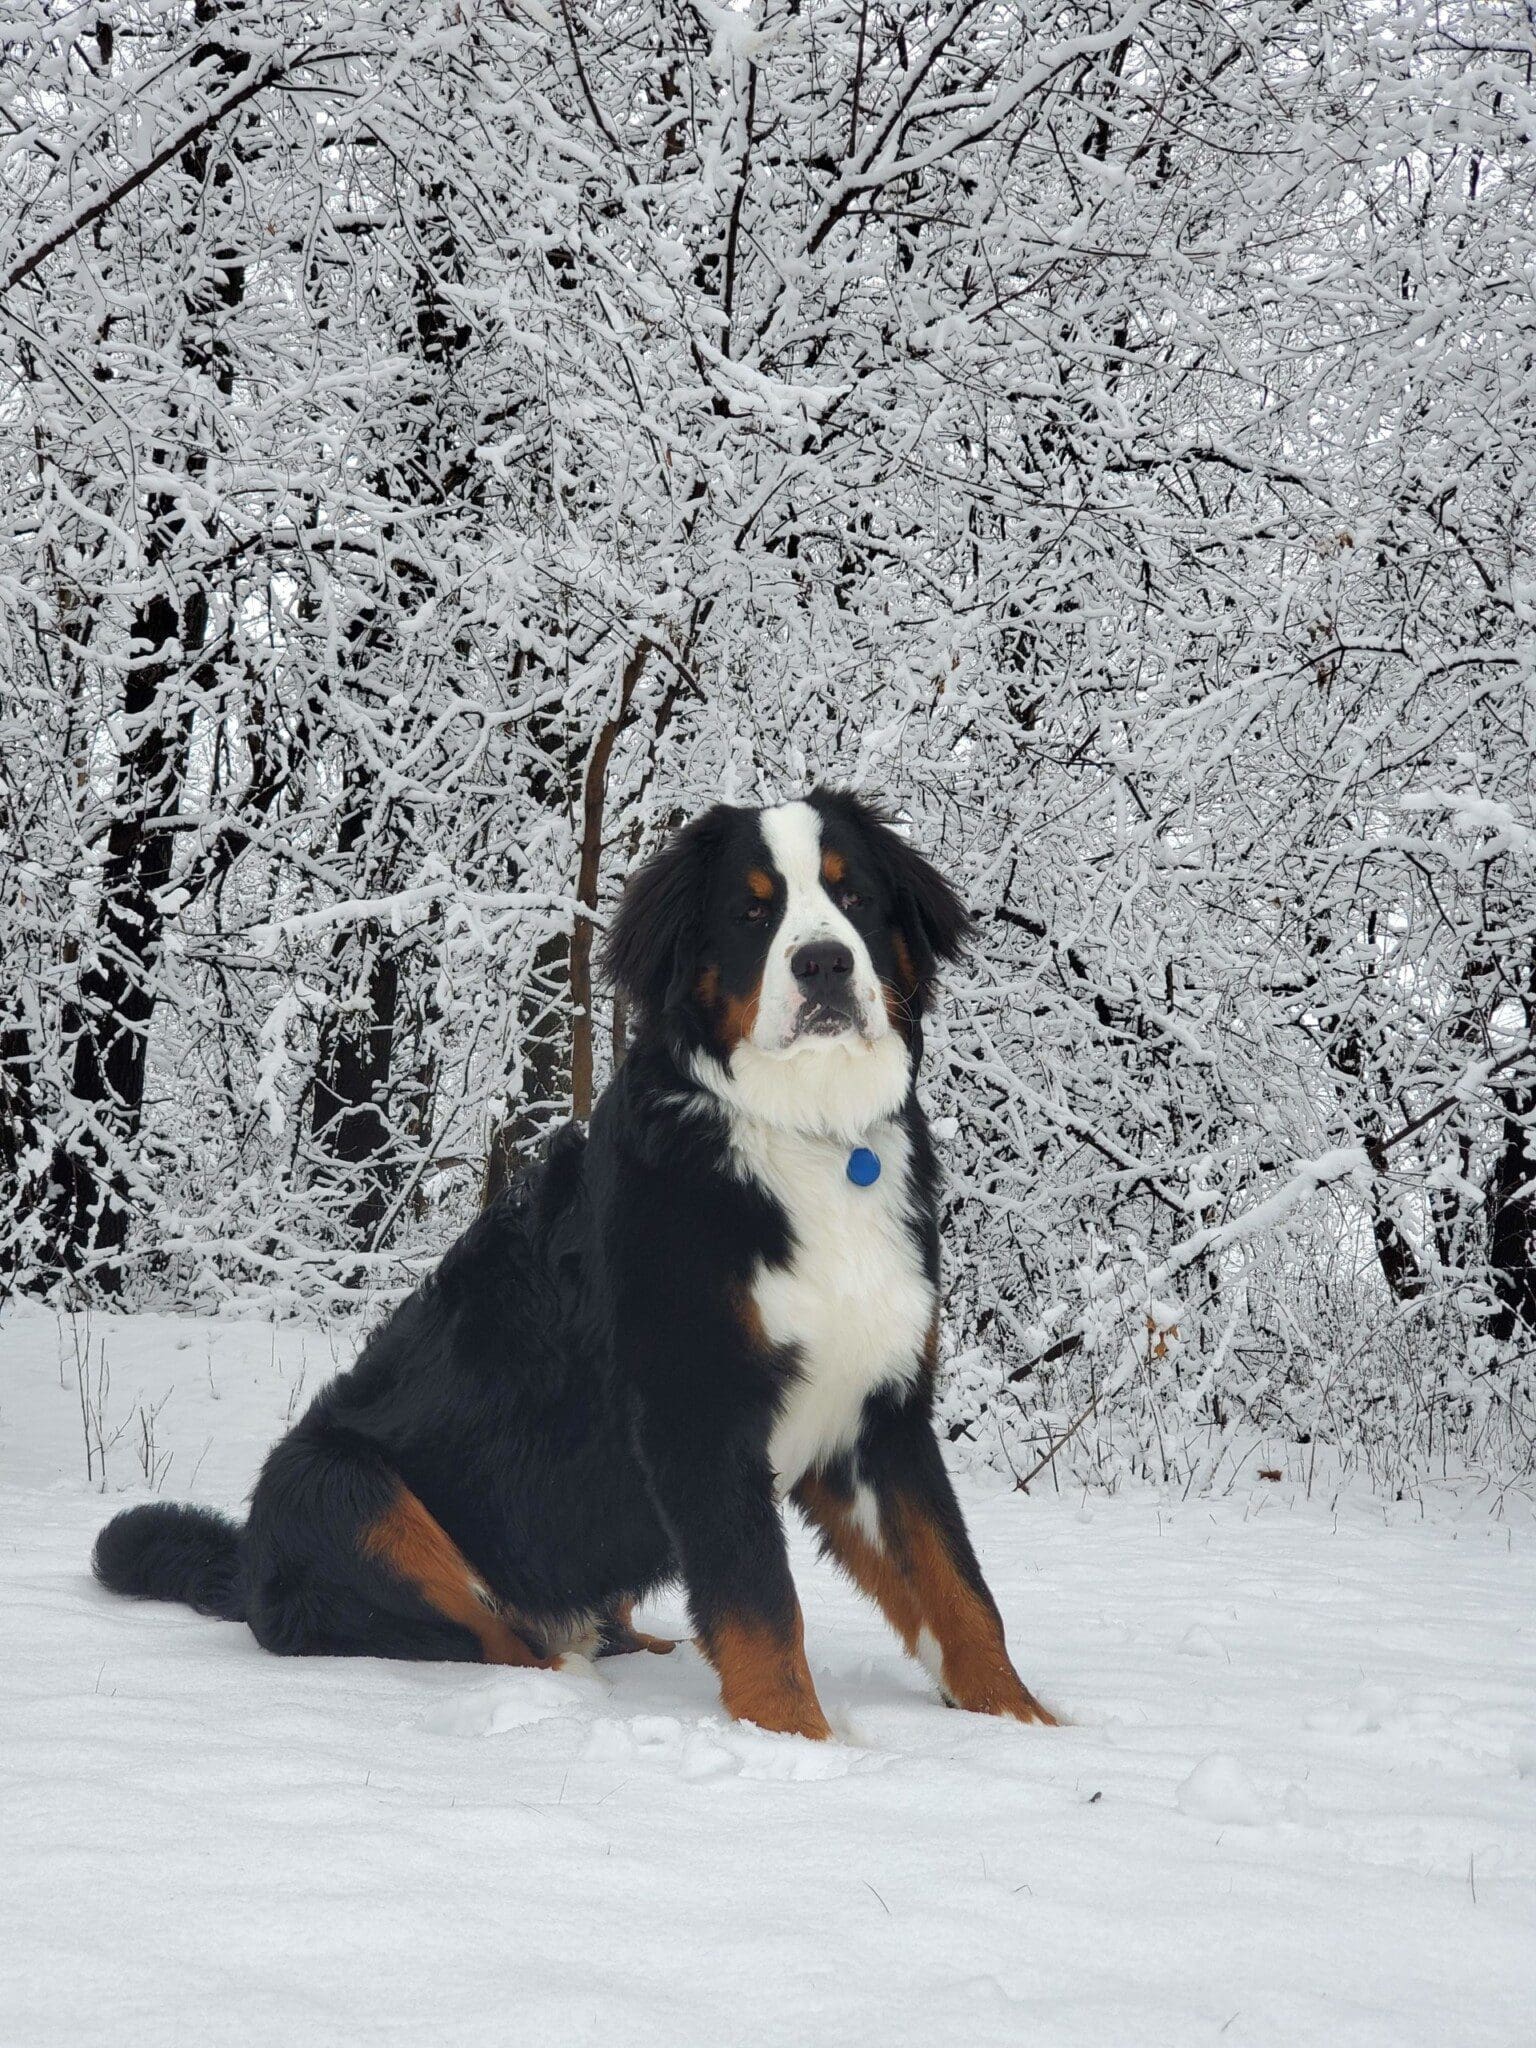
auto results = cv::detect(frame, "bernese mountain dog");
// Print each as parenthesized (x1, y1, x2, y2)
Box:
(94, 790, 1054, 1738)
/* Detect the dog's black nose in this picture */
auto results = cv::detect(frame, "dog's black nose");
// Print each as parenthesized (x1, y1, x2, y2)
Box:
(791, 940, 854, 985)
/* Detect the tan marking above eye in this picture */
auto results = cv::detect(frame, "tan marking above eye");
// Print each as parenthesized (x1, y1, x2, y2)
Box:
(746, 867, 775, 900)
(820, 848, 847, 885)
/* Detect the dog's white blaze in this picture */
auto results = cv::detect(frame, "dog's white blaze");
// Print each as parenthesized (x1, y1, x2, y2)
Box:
(752, 802, 886, 1053)
(722, 1113, 934, 1495)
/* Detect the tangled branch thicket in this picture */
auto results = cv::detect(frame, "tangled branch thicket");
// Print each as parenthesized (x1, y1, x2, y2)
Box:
(2, 1, 1533, 1488)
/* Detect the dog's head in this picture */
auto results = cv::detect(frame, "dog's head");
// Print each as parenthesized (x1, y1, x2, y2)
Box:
(603, 791, 970, 1135)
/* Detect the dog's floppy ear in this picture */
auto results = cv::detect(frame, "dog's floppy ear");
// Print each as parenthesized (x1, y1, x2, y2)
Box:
(814, 788, 973, 1008)
(601, 807, 727, 1022)
(881, 825, 972, 973)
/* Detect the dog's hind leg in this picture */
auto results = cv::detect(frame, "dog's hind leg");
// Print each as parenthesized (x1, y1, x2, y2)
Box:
(244, 1426, 559, 1666)
(358, 1483, 558, 1667)
(595, 1596, 677, 1658)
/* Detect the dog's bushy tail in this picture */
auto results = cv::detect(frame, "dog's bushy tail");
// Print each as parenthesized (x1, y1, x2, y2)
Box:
(93, 1503, 246, 1622)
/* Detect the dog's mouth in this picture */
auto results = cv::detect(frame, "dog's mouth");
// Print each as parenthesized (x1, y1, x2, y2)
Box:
(771, 997, 876, 1053)
(794, 1001, 858, 1040)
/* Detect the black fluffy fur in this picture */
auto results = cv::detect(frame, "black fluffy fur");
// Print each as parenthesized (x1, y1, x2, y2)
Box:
(93, 1503, 246, 1620)
(93, 790, 999, 1692)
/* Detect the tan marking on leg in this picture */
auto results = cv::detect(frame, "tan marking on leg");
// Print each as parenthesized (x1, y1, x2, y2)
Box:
(795, 1474, 1055, 1726)
(360, 1485, 555, 1668)
(704, 1608, 831, 1739)
(902, 1514, 1055, 1723)
(796, 1471, 924, 1644)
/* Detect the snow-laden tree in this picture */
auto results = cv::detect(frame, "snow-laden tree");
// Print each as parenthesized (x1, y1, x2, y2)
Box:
(2, 1, 1532, 1479)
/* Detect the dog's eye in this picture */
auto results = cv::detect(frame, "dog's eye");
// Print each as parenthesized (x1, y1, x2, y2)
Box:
(743, 902, 767, 923)
(837, 888, 863, 913)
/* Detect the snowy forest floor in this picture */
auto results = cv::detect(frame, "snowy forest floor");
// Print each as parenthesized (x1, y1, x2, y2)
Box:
(2, 1309, 1534, 2048)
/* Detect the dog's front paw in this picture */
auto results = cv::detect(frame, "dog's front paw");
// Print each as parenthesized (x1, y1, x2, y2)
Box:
(941, 1658, 1058, 1726)
(736, 1698, 833, 1741)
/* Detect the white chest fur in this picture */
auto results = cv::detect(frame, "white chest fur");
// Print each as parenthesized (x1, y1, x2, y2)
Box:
(726, 1116, 935, 1493)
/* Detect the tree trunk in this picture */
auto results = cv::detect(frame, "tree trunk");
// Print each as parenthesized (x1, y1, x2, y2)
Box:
(1486, 1081, 1536, 1342)
(44, 5, 248, 1288)
(47, 576, 203, 1285)
(482, 928, 573, 1204)
(571, 643, 650, 1121)
(311, 939, 403, 1244)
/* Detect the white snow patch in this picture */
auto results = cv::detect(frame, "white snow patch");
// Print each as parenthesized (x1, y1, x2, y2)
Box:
(1175, 1753, 1273, 1825)
(582, 1713, 862, 1783)
(420, 1665, 604, 1737)
(3, 1307, 1536, 2048)
(1176, 1623, 1227, 1660)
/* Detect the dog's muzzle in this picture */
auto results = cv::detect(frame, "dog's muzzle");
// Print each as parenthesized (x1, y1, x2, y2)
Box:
(788, 939, 861, 1037)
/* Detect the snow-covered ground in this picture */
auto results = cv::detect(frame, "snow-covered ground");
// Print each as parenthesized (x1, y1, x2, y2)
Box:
(2, 1308, 1534, 2048)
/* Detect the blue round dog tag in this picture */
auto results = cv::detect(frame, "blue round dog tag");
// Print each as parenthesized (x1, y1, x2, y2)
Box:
(846, 1146, 881, 1187)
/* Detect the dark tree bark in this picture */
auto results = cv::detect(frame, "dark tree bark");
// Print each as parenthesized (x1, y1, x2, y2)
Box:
(307, 177, 473, 1250)
(309, 784, 405, 1244)
(483, 684, 575, 1203)
(0, 1018, 39, 1192)
(1486, 1082, 1536, 1341)
(571, 643, 650, 1121)
(47, 573, 203, 1284)
(44, 5, 248, 1289)
(1485, 941, 1536, 1341)
(483, 927, 573, 1205)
